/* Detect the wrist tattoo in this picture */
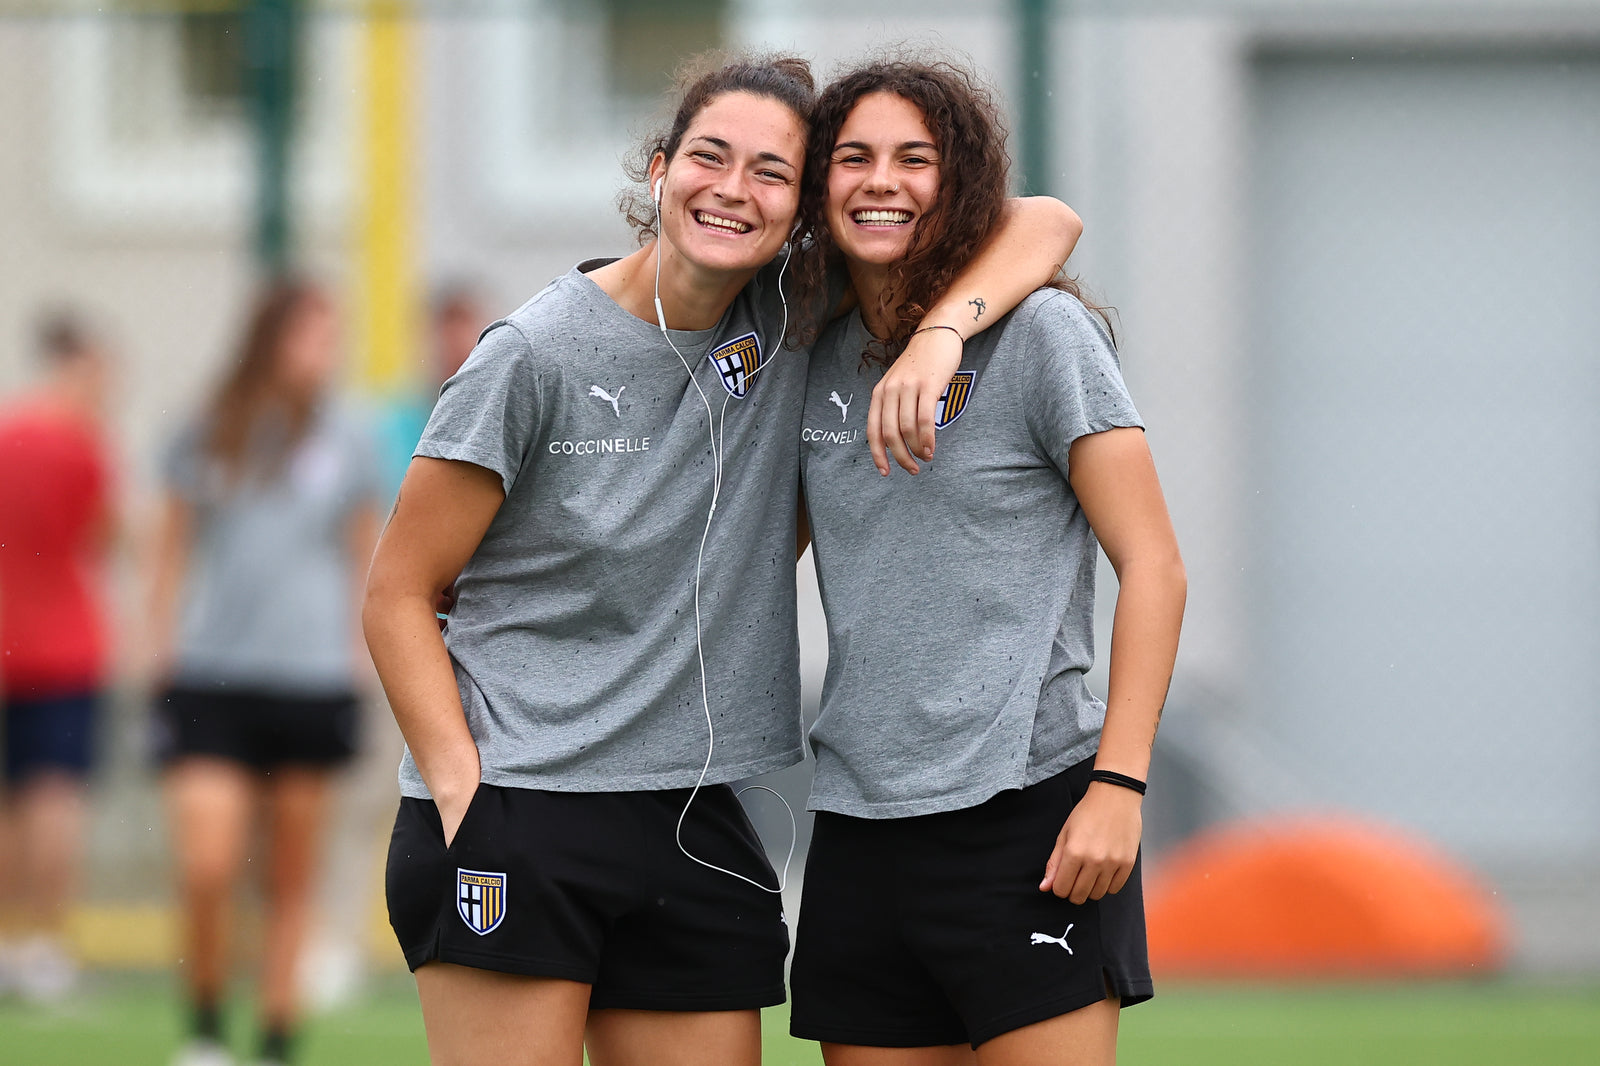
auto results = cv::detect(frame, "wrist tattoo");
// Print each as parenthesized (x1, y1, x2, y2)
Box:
(969, 297, 987, 320)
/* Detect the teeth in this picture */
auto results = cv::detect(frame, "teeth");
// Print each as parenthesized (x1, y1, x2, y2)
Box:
(694, 211, 751, 234)
(853, 209, 912, 225)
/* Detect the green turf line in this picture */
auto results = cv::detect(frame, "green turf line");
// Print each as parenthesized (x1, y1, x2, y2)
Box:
(1, 977, 1597, 1066)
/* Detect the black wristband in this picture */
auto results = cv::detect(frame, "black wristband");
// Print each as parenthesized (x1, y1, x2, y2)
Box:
(1088, 769, 1147, 796)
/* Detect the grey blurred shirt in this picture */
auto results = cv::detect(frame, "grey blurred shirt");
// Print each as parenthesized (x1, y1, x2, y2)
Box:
(398, 259, 810, 798)
(800, 290, 1143, 818)
(164, 402, 382, 695)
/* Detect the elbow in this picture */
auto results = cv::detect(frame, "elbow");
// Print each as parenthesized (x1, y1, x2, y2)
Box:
(1022, 195, 1083, 264)
(1119, 549, 1188, 607)
(361, 567, 412, 649)
(1165, 552, 1189, 615)
(1056, 199, 1084, 251)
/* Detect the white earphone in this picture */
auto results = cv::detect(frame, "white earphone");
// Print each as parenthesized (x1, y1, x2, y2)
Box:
(649, 187, 797, 898)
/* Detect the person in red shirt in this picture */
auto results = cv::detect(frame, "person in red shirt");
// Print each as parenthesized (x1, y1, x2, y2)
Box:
(0, 310, 115, 1003)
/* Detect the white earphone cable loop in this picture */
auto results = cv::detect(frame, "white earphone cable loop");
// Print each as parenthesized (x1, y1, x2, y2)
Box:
(653, 228, 798, 896)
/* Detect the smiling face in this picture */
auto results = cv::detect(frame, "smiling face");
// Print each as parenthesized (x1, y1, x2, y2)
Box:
(825, 91, 942, 271)
(649, 91, 805, 277)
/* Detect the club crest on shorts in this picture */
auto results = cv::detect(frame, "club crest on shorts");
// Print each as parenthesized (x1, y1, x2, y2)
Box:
(934, 370, 977, 428)
(707, 331, 763, 398)
(457, 868, 507, 936)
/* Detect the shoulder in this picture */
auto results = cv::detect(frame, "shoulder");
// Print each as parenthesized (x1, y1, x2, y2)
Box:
(996, 288, 1118, 367)
(1013, 287, 1105, 337)
(810, 311, 866, 367)
(491, 266, 636, 368)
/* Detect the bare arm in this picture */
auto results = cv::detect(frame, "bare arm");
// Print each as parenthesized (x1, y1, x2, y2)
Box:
(1041, 427, 1186, 903)
(363, 456, 505, 844)
(870, 196, 1084, 475)
(145, 492, 194, 683)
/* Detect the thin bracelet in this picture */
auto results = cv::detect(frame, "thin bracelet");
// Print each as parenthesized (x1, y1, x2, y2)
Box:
(1088, 769, 1147, 795)
(910, 324, 964, 342)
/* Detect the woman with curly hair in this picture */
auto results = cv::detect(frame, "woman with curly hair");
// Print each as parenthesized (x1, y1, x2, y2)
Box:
(790, 59, 1187, 1065)
(365, 51, 1084, 1066)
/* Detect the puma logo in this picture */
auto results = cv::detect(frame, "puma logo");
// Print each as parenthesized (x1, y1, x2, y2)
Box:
(1030, 925, 1074, 953)
(828, 390, 852, 422)
(589, 384, 624, 417)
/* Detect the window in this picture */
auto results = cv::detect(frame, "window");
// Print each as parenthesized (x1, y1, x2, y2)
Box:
(51, 11, 351, 232)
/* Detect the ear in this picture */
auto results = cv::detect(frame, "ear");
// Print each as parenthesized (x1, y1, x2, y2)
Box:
(648, 152, 668, 207)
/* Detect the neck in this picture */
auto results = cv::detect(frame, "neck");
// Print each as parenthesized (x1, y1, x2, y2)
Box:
(590, 239, 754, 331)
(846, 261, 900, 340)
(38, 366, 102, 421)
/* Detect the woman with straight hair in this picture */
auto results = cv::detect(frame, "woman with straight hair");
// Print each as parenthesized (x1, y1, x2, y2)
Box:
(365, 51, 1084, 1066)
(150, 279, 383, 1066)
(790, 58, 1187, 1066)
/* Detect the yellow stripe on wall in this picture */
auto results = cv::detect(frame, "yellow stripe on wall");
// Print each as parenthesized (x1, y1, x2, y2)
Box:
(357, 0, 419, 393)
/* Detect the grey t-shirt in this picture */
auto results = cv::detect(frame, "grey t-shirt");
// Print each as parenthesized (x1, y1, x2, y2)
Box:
(164, 403, 383, 695)
(398, 258, 810, 797)
(800, 289, 1143, 818)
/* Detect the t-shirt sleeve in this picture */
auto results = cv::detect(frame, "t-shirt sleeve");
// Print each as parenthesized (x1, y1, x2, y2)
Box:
(414, 323, 541, 494)
(1023, 293, 1144, 473)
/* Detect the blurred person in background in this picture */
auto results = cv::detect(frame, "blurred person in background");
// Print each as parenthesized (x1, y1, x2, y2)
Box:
(147, 279, 383, 1066)
(374, 281, 488, 500)
(0, 310, 116, 1004)
(788, 59, 1186, 1066)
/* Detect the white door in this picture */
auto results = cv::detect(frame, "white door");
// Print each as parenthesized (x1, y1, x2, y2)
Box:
(1249, 52, 1600, 860)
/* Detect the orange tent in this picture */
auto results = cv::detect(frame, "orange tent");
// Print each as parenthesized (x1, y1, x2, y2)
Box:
(1145, 816, 1509, 978)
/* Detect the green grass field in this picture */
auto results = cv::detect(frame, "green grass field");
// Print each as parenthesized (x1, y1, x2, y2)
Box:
(2, 976, 1597, 1065)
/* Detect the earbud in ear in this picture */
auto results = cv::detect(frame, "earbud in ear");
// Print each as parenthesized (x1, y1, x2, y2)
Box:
(653, 178, 663, 205)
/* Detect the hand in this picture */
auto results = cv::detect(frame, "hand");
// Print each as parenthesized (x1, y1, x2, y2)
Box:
(431, 750, 482, 849)
(437, 775, 480, 849)
(434, 583, 457, 633)
(868, 327, 964, 476)
(1039, 782, 1143, 904)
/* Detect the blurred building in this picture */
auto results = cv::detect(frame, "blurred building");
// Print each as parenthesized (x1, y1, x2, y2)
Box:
(1, 0, 1596, 973)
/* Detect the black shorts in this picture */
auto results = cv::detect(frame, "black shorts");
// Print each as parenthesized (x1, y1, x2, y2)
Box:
(153, 685, 359, 771)
(790, 757, 1153, 1049)
(386, 782, 789, 1012)
(3, 689, 99, 783)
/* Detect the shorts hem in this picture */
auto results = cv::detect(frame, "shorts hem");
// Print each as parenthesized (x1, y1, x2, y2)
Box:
(1113, 979, 1154, 1008)
(6, 759, 95, 782)
(161, 747, 356, 771)
(590, 983, 786, 1012)
(789, 1018, 968, 1049)
(968, 983, 1112, 1048)
(405, 942, 597, 985)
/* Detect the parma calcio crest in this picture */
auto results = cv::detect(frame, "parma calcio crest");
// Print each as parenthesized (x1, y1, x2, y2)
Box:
(707, 331, 763, 398)
(934, 370, 977, 428)
(457, 868, 507, 935)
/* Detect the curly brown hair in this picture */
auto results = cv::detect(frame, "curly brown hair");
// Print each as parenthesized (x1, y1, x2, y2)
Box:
(619, 52, 816, 244)
(796, 57, 1109, 364)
